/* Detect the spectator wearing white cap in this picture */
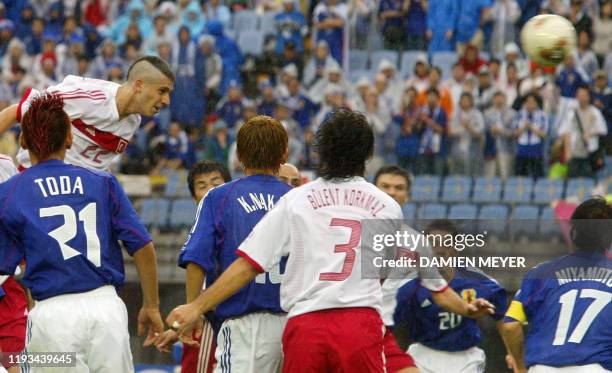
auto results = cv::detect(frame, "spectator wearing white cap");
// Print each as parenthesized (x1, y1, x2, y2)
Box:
(143, 14, 174, 55)
(350, 76, 372, 111)
(1, 39, 31, 83)
(314, 83, 349, 131)
(475, 65, 495, 111)
(442, 62, 467, 113)
(197, 34, 223, 113)
(500, 42, 528, 79)
(364, 87, 393, 176)
(449, 92, 485, 176)
(275, 63, 299, 98)
(378, 58, 403, 111)
(484, 91, 516, 178)
(303, 40, 336, 88)
(372, 73, 394, 118)
(308, 61, 351, 104)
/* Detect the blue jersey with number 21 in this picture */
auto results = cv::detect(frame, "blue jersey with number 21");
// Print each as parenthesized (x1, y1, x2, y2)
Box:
(0, 160, 152, 301)
(178, 174, 291, 319)
(505, 251, 612, 370)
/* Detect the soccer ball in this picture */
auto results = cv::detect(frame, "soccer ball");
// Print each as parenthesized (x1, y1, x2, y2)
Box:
(520, 14, 577, 67)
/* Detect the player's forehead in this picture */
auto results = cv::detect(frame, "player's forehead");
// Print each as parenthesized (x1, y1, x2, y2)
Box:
(377, 174, 407, 188)
(195, 171, 223, 184)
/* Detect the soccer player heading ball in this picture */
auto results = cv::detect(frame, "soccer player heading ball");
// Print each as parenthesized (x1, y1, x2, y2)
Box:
(167, 109, 495, 372)
(0, 94, 163, 372)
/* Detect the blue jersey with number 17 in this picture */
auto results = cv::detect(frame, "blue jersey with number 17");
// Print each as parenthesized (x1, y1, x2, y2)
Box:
(505, 251, 612, 370)
(0, 160, 152, 301)
(178, 174, 291, 319)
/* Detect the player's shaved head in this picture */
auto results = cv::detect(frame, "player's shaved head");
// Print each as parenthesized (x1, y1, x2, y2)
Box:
(127, 55, 175, 83)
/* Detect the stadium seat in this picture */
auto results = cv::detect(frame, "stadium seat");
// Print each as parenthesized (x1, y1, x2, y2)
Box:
(411, 175, 441, 202)
(232, 9, 259, 35)
(164, 173, 182, 197)
(400, 51, 426, 78)
(565, 177, 595, 202)
(478, 204, 509, 236)
(369, 32, 385, 51)
(430, 51, 457, 78)
(511, 205, 540, 236)
(371, 50, 399, 70)
(349, 50, 369, 71)
(402, 202, 417, 221)
(441, 176, 472, 203)
(502, 177, 533, 204)
(418, 203, 447, 220)
(168, 199, 198, 229)
(532, 179, 564, 204)
(448, 203, 478, 219)
(140, 198, 170, 228)
(348, 69, 373, 82)
(472, 177, 502, 203)
(260, 11, 278, 36)
(539, 206, 561, 236)
(238, 31, 265, 55)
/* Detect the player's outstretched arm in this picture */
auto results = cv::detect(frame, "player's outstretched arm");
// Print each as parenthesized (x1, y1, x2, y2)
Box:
(133, 242, 164, 347)
(497, 320, 521, 373)
(0, 105, 18, 135)
(166, 257, 260, 337)
(501, 321, 527, 373)
(431, 287, 495, 318)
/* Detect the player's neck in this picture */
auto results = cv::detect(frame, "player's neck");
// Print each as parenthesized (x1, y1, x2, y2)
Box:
(115, 85, 135, 118)
(244, 168, 277, 176)
(29, 152, 64, 166)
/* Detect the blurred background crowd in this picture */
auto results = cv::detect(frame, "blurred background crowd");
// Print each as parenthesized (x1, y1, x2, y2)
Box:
(0, 0, 611, 181)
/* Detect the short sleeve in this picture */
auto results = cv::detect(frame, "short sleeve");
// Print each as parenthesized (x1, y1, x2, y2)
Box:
(178, 195, 217, 273)
(237, 195, 291, 272)
(504, 267, 542, 323)
(108, 175, 152, 255)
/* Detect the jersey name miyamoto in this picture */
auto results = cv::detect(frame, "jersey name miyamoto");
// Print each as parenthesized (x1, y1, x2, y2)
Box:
(0, 160, 151, 300)
(507, 251, 611, 370)
(179, 174, 292, 319)
(394, 268, 507, 352)
(16, 75, 141, 170)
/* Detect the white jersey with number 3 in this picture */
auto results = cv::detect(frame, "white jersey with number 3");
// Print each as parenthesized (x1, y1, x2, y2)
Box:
(237, 177, 403, 318)
(16, 75, 141, 171)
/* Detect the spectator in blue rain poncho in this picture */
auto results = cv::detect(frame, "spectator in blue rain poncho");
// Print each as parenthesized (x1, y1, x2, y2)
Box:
(182, 1, 206, 36)
(427, 0, 458, 53)
(171, 26, 205, 127)
(108, 0, 153, 45)
(206, 20, 243, 95)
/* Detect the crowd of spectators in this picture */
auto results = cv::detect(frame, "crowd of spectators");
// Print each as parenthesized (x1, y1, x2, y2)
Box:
(0, 0, 611, 180)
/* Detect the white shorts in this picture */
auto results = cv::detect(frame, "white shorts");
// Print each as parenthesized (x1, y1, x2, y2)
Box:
(22, 286, 133, 373)
(214, 312, 286, 373)
(408, 343, 486, 373)
(529, 364, 611, 373)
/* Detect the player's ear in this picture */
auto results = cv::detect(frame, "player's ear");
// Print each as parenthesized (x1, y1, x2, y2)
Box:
(65, 130, 73, 149)
(133, 79, 144, 93)
(19, 133, 27, 150)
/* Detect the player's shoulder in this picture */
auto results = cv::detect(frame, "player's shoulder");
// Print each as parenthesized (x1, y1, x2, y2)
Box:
(52, 75, 116, 99)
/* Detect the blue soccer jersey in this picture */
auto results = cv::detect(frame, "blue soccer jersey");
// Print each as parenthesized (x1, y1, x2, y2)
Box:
(505, 251, 612, 370)
(178, 174, 291, 319)
(394, 268, 508, 352)
(0, 160, 152, 301)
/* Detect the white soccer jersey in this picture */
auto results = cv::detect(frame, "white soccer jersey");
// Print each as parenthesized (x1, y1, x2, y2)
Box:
(16, 75, 141, 171)
(0, 154, 17, 181)
(237, 176, 403, 318)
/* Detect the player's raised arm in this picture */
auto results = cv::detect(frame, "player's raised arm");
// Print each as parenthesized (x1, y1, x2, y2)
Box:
(0, 104, 17, 135)
(132, 242, 164, 347)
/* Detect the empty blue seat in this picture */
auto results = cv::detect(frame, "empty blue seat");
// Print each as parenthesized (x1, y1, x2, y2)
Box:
(533, 179, 564, 204)
(168, 199, 198, 229)
(400, 51, 426, 78)
(430, 51, 457, 78)
(411, 175, 441, 202)
(503, 177, 533, 204)
(140, 198, 170, 228)
(539, 206, 561, 236)
(238, 31, 264, 55)
(349, 50, 369, 71)
(565, 178, 595, 201)
(418, 203, 447, 220)
(371, 50, 398, 70)
(402, 203, 417, 221)
(478, 204, 509, 236)
(511, 205, 540, 236)
(448, 203, 478, 219)
(442, 176, 472, 203)
(348, 69, 372, 82)
(472, 177, 502, 203)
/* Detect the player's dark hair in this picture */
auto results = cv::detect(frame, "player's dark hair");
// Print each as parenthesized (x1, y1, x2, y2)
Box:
(373, 165, 412, 192)
(187, 160, 231, 198)
(425, 219, 459, 236)
(236, 115, 288, 174)
(127, 55, 175, 82)
(315, 109, 373, 180)
(569, 197, 612, 252)
(21, 94, 70, 161)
